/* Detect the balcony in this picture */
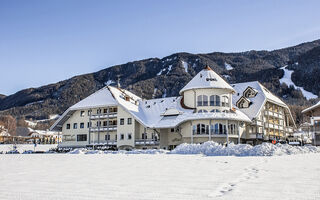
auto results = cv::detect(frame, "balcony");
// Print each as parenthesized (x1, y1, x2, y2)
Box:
(90, 125, 117, 132)
(249, 134, 263, 139)
(135, 139, 159, 145)
(90, 112, 117, 120)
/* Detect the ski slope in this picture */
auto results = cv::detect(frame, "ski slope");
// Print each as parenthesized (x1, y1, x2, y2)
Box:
(280, 66, 318, 100)
(0, 153, 319, 200)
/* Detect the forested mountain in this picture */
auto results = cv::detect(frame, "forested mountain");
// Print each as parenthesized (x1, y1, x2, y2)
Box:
(1, 39, 320, 126)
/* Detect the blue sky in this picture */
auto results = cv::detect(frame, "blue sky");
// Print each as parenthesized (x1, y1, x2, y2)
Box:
(1, 0, 320, 95)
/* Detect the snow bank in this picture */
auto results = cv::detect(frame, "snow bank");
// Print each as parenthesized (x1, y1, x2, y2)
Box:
(68, 148, 168, 155)
(171, 142, 320, 156)
(67, 142, 320, 156)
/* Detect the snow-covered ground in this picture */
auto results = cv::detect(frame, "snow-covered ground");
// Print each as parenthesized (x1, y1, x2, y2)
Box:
(0, 153, 319, 200)
(0, 144, 57, 153)
(280, 66, 318, 100)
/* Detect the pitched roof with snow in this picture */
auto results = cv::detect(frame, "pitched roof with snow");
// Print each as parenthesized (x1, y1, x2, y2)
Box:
(51, 87, 119, 131)
(232, 81, 288, 120)
(302, 101, 320, 113)
(70, 87, 118, 110)
(179, 66, 235, 95)
(109, 87, 251, 128)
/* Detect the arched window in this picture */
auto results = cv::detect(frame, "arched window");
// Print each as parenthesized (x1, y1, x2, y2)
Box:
(222, 110, 229, 113)
(210, 95, 215, 106)
(197, 95, 208, 106)
(203, 95, 208, 106)
(215, 96, 221, 106)
(222, 96, 229, 107)
(214, 123, 219, 134)
(210, 109, 220, 113)
(197, 95, 202, 106)
(198, 109, 208, 113)
(209, 95, 221, 106)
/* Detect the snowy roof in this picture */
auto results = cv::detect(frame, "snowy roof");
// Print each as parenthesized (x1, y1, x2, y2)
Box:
(0, 130, 10, 137)
(51, 82, 251, 131)
(70, 87, 118, 110)
(113, 91, 251, 128)
(51, 86, 119, 131)
(179, 66, 235, 94)
(302, 101, 320, 113)
(232, 81, 288, 120)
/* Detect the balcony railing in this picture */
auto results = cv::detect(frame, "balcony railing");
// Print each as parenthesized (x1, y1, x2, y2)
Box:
(90, 125, 117, 132)
(249, 134, 264, 139)
(135, 139, 159, 145)
(90, 112, 117, 119)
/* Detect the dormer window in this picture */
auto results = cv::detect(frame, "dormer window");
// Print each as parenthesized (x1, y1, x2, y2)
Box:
(236, 96, 251, 108)
(243, 87, 258, 98)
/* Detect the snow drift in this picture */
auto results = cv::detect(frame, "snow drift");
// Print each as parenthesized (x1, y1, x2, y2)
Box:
(170, 141, 320, 156)
(67, 142, 320, 156)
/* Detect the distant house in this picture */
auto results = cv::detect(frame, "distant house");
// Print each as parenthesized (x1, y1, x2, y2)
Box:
(0, 127, 11, 144)
(302, 102, 320, 146)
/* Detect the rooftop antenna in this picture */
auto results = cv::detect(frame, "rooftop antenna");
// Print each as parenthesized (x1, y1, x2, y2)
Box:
(117, 75, 121, 88)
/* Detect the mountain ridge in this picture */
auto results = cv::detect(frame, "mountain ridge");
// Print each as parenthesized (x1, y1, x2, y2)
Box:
(1, 39, 320, 124)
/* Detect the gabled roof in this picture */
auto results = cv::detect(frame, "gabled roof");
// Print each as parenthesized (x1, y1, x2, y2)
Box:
(70, 87, 118, 110)
(50, 87, 118, 131)
(302, 101, 320, 113)
(232, 81, 290, 121)
(179, 66, 235, 94)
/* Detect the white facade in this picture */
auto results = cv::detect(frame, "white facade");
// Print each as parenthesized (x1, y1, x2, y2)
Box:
(51, 66, 295, 149)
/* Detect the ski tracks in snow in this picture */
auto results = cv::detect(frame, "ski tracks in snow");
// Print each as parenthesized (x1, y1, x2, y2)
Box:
(209, 158, 268, 198)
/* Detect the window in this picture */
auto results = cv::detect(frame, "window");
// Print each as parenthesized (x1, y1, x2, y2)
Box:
(105, 134, 110, 141)
(222, 96, 229, 107)
(211, 109, 220, 113)
(127, 118, 132, 125)
(194, 124, 209, 135)
(103, 108, 108, 113)
(128, 133, 132, 140)
(80, 123, 84, 129)
(88, 110, 92, 116)
(80, 111, 85, 117)
(120, 134, 124, 140)
(171, 128, 175, 132)
(210, 95, 215, 106)
(77, 134, 87, 141)
(66, 124, 70, 129)
(120, 118, 124, 125)
(197, 95, 203, 106)
(228, 124, 236, 135)
(210, 95, 221, 106)
(203, 95, 208, 106)
(96, 121, 101, 126)
(142, 133, 147, 139)
(103, 121, 108, 126)
(87, 122, 91, 128)
(215, 96, 220, 106)
(197, 95, 208, 106)
(73, 123, 77, 129)
(97, 109, 101, 114)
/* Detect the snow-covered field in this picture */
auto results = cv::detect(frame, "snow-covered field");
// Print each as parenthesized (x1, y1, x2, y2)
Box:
(0, 153, 320, 199)
(0, 144, 57, 153)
